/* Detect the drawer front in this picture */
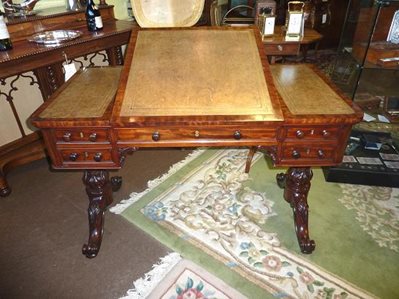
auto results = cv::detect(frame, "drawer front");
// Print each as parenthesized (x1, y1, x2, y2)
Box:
(264, 43, 300, 56)
(281, 145, 336, 162)
(54, 129, 110, 144)
(284, 126, 341, 141)
(116, 127, 277, 144)
(58, 148, 115, 166)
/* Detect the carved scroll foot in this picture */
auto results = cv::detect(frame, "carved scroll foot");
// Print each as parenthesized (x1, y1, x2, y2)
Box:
(276, 173, 286, 189)
(111, 176, 122, 192)
(81, 170, 113, 258)
(280, 167, 315, 254)
(0, 175, 11, 197)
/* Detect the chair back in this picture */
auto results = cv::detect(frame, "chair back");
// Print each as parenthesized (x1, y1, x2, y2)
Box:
(131, 0, 205, 28)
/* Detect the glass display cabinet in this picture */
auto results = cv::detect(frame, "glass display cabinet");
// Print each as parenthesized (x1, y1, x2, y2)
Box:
(331, 0, 399, 122)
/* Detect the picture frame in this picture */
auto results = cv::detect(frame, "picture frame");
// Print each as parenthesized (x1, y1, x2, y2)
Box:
(387, 10, 399, 44)
(285, 1, 305, 41)
(286, 11, 304, 40)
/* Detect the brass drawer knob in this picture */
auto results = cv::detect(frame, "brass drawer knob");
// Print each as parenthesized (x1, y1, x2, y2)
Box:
(63, 132, 72, 142)
(295, 130, 305, 139)
(94, 153, 102, 162)
(317, 149, 325, 158)
(194, 130, 200, 138)
(277, 45, 283, 51)
(233, 130, 242, 140)
(292, 150, 301, 159)
(89, 133, 97, 142)
(322, 130, 330, 138)
(69, 152, 79, 161)
(152, 131, 160, 141)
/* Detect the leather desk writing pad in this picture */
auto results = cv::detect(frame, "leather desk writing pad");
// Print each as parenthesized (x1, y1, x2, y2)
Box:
(270, 64, 355, 115)
(120, 30, 283, 121)
(40, 67, 122, 119)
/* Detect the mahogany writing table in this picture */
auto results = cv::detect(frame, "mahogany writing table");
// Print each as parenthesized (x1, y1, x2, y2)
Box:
(30, 27, 362, 258)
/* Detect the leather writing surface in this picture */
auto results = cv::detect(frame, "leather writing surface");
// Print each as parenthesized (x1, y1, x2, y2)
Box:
(40, 67, 121, 119)
(120, 29, 283, 121)
(271, 64, 355, 115)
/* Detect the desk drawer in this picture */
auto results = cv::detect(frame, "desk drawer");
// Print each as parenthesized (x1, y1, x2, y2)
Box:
(281, 145, 336, 163)
(116, 127, 277, 144)
(57, 148, 116, 167)
(284, 126, 341, 141)
(264, 43, 300, 56)
(54, 129, 111, 144)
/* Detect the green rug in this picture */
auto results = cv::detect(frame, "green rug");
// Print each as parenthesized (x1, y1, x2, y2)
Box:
(111, 149, 399, 299)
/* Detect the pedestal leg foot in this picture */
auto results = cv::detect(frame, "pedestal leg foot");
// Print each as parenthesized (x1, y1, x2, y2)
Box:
(111, 176, 122, 192)
(281, 167, 315, 254)
(0, 175, 11, 197)
(276, 173, 286, 189)
(81, 170, 113, 258)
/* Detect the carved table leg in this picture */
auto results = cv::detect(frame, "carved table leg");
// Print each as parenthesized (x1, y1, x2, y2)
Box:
(0, 174, 11, 197)
(82, 170, 114, 258)
(245, 147, 257, 173)
(276, 167, 315, 254)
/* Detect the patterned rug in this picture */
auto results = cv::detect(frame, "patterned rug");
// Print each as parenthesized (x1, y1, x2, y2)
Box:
(120, 252, 247, 299)
(111, 149, 399, 299)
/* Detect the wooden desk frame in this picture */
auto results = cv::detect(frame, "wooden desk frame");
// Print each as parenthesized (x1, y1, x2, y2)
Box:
(31, 27, 363, 258)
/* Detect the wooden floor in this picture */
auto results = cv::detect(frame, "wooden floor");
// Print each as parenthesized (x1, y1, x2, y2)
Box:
(0, 148, 189, 298)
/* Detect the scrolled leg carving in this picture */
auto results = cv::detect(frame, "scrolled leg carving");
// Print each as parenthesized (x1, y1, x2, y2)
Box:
(82, 170, 113, 258)
(279, 167, 315, 254)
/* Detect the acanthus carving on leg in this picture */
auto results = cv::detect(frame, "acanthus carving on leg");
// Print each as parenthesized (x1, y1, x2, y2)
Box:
(82, 170, 113, 258)
(281, 167, 315, 254)
(259, 146, 278, 164)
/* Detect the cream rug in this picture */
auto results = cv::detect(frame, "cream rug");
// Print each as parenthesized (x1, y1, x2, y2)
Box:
(112, 149, 399, 299)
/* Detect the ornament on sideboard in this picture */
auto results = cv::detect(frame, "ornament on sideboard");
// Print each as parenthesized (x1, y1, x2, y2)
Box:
(285, 1, 305, 41)
(1, 0, 40, 17)
(0, 8, 12, 51)
(85, 0, 103, 31)
(66, 0, 83, 11)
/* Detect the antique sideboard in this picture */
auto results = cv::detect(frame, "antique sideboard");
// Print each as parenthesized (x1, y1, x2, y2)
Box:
(31, 26, 363, 258)
(0, 5, 135, 196)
